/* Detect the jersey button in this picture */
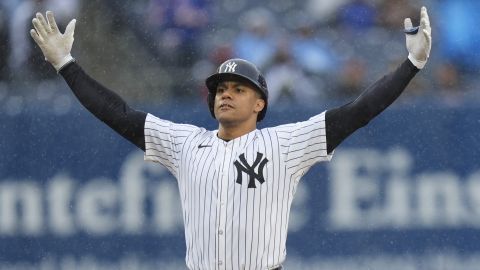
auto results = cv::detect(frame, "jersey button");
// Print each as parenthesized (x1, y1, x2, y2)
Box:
(219, 230, 223, 235)
(218, 260, 223, 265)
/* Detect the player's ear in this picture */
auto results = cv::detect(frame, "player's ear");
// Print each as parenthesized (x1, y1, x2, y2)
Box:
(254, 98, 265, 113)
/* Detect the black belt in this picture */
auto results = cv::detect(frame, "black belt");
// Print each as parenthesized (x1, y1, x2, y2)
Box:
(271, 266, 283, 270)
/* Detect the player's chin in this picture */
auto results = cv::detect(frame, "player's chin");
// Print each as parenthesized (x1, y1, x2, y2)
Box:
(215, 111, 239, 124)
(215, 112, 232, 122)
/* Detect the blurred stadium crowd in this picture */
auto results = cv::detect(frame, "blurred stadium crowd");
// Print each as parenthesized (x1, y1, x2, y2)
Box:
(1, 0, 479, 115)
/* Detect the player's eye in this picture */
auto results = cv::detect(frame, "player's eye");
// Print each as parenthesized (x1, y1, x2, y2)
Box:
(236, 88, 244, 93)
(216, 88, 225, 94)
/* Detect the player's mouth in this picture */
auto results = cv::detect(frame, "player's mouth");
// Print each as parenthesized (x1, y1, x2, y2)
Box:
(219, 103, 234, 111)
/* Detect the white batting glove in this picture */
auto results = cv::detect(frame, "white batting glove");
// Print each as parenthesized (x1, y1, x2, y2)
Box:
(404, 6, 432, 69)
(30, 11, 76, 72)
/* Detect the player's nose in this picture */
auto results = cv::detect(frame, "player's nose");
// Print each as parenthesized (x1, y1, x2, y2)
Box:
(220, 88, 234, 99)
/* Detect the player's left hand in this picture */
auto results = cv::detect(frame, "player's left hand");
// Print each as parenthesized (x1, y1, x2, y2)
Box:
(404, 6, 432, 69)
(30, 11, 76, 72)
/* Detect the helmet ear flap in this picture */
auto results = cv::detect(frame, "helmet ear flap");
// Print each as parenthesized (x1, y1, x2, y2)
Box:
(207, 91, 216, 119)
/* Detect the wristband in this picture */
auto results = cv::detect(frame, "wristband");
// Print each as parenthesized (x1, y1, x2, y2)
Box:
(55, 54, 76, 73)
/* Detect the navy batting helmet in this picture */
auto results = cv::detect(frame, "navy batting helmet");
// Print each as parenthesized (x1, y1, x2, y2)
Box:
(205, 58, 269, 122)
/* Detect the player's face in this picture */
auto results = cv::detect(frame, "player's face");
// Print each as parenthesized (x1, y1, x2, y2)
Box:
(214, 80, 265, 126)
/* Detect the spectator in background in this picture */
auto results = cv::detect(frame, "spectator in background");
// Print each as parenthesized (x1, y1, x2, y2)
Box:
(378, 0, 416, 30)
(146, 0, 210, 65)
(233, 8, 277, 69)
(305, 0, 350, 24)
(337, 0, 377, 33)
(8, 0, 79, 82)
(433, 62, 464, 106)
(333, 57, 367, 99)
(289, 15, 338, 75)
(265, 42, 322, 106)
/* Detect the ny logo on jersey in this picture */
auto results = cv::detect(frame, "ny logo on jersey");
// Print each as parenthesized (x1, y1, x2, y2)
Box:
(223, 61, 237, 73)
(234, 152, 268, 188)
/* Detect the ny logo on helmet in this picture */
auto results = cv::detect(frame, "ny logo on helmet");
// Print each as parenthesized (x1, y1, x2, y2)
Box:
(223, 61, 237, 73)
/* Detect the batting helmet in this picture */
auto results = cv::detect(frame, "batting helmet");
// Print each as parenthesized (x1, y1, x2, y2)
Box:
(205, 58, 269, 122)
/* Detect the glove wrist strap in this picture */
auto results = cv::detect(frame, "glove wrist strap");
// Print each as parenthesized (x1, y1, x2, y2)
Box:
(53, 54, 75, 72)
(408, 53, 427, 69)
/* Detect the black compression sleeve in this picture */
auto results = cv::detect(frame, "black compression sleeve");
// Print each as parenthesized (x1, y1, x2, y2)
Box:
(59, 62, 147, 151)
(325, 59, 419, 153)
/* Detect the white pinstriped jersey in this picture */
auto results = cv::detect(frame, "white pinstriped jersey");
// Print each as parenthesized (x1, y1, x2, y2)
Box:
(144, 111, 332, 270)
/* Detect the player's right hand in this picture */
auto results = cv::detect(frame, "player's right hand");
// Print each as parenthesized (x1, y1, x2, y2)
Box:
(30, 11, 76, 72)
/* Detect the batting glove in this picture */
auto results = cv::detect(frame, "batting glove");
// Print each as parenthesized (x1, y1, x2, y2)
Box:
(404, 6, 432, 69)
(30, 11, 76, 72)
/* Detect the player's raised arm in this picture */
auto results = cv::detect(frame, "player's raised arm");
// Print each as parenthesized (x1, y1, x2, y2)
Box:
(325, 6, 432, 153)
(30, 11, 147, 151)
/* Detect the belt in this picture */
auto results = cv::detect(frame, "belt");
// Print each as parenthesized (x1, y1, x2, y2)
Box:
(271, 266, 283, 270)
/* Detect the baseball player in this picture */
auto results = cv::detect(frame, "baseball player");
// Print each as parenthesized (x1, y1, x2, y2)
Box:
(30, 6, 431, 270)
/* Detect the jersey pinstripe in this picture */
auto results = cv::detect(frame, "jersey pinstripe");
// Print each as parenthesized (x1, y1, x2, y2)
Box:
(144, 112, 333, 270)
